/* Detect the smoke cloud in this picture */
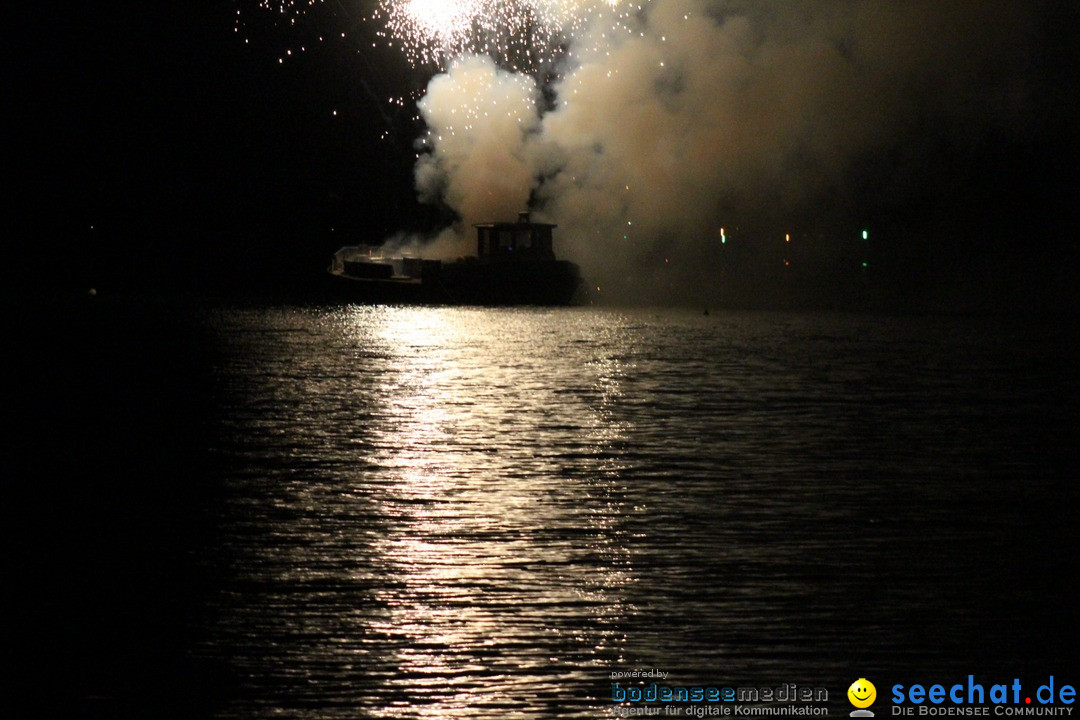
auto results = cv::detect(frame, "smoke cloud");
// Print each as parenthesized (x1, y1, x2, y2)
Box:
(411, 0, 1043, 304)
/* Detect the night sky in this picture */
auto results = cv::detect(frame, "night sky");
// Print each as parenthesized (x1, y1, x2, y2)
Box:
(10, 1, 1080, 309)
(12, 2, 422, 298)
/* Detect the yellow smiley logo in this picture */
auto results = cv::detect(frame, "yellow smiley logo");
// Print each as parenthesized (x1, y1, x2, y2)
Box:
(848, 678, 877, 708)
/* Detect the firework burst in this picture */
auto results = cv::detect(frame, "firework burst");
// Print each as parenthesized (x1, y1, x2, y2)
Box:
(373, 0, 648, 71)
(234, 0, 648, 72)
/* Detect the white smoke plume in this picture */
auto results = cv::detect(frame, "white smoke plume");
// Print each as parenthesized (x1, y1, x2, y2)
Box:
(410, 56, 543, 258)
(411, 0, 1041, 304)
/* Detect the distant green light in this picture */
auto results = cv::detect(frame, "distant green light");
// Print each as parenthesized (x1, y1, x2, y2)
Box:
(861, 261, 869, 268)
(862, 230, 869, 240)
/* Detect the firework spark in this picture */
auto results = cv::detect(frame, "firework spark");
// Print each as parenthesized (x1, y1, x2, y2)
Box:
(373, 0, 647, 70)
(234, 0, 647, 71)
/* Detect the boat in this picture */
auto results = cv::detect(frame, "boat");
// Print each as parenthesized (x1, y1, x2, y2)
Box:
(329, 212, 582, 305)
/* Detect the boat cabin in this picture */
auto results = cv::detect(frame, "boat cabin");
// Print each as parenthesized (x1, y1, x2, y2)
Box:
(474, 211, 556, 262)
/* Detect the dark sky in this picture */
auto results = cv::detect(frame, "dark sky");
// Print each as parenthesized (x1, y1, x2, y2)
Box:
(11, 2, 424, 296)
(9, 1, 1080, 309)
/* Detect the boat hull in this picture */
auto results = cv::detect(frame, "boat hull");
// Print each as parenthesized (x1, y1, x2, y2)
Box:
(330, 259, 582, 306)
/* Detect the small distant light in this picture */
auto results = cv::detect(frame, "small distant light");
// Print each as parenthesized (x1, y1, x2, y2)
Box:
(785, 233, 790, 243)
(862, 230, 869, 240)
(861, 261, 869, 268)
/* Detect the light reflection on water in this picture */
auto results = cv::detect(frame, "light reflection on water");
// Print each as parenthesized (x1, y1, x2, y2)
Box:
(198, 306, 1076, 718)
(208, 307, 640, 717)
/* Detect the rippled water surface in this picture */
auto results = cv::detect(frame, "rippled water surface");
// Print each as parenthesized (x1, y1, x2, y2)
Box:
(12, 302, 1078, 718)
(189, 306, 1077, 718)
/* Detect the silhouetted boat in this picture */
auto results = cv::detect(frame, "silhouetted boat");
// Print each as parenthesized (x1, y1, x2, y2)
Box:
(329, 212, 582, 305)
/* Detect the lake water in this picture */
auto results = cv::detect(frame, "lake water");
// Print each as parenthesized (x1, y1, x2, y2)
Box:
(9, 300, 1078, 718)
